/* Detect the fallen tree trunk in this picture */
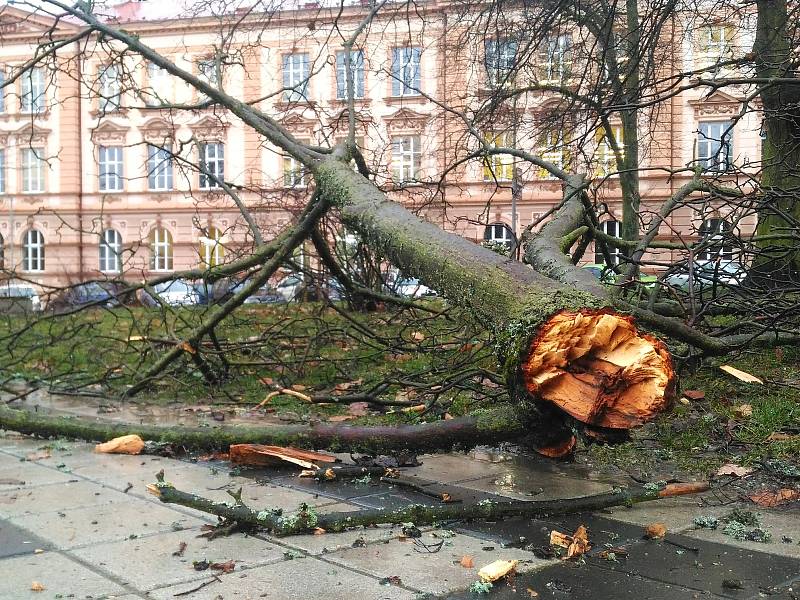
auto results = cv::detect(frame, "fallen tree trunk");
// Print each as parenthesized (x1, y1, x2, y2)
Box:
(146, 470, 709, 536)
(0, 404, 526, 454)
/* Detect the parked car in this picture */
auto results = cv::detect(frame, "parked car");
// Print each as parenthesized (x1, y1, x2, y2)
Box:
(140, 279, 201, 307)
(582, 264, 658, 288)
(276, 274, 345, 302)
(0, 283, 42, 312)
(49, 282, 120, 310)
(663, 260, 747, 295)
(242, 284, 285, 305)
(392, 277, 437, 298)
(275, 274, 303, 301)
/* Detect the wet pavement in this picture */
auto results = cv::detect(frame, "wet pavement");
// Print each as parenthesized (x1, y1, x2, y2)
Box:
(1, 428, 799, 599)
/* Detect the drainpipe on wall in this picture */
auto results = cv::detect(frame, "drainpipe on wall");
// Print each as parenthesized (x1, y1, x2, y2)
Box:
(76, 40, 84, 282)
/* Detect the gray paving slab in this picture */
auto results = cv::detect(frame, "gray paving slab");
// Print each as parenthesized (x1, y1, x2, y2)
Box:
(398, 453, 509, 484)
(452, 471, 613, 501)
(71, 528, 285, 591)
(324, 530, 552, 595)
(0, 461, 79, 489)
(0, 551, 128, 599)
(66, 453, 203, 494)
(9, 494, 207, 549)
(147, 556, 418, 600)
(603, 492, 730, 531)
(0, 519, 52, 558)
(0, 479, 127, 518)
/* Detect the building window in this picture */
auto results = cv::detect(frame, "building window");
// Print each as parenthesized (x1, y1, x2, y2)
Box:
(21, 148, 45, 193)
(23, 229, 45, 272)
(539, 35, 572, 83)
(99, 65, 121, 112)
(98, 146, 124, 192)
(595, 125, 624, 176)
(698, 24, 734, 67)
(485, 39, 517, 87)
(199, 142, 224, 189)
(335, 50, 365, 99)
(147, 144, 173, 191)
(0, 149, 5, 194)
(483, 132, 514, 181)
(21, 68, 45, 113)
(283, 53, 310, 102)
(483, 223, 515, 253)
(99, 228, 122, 273)
(697, 121, 733, 172)
(596, 220, 623, 265)
(539, 130, 567, 177)
(149, 228, 173, 271)
(283, 153, 306, 188)
(145, 62, 171, 106)
(391, 47, 421, 97)
(391, 135, 421, 183)
(197, 58, 221, 101)
(698, 218, 734, 262)
(199, 226, 225, 267)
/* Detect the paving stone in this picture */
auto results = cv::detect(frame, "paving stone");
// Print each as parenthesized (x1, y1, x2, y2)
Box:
(148, 556, 417, 599)
(0, 479, 126, 518)
(589, 532, 800, 599)
(67, 453, 199, 494)
(398, 453, 509, 484)
(271, 472, 403, 502)
(9, 495, 207, 549)
(436, 561, 726, 599)
(0, 461, 78, 489)
(0, 551, 127, 599)
(681, 505, 800, 560)
(325, 531, 551, 595)
(71, 528, 284, 591)
(187, 478, 344, 510)
(603, 492, 729, 532)
(453, 471, 613, 501)
(0, 519, 52, 558)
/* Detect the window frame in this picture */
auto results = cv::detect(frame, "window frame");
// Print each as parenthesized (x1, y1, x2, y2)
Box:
(391, 135, 422, 183)
(98, 64, 121, 112)
(698, 217, 734, 262)
(98, 145, 124, 192)
(283, 53, 310, 103)
(485, 39, 518, 88)
(391, 46, 422, 97)
(145, 62, 172, 106)
(540, 35, 573, 83)
(595, 125, 625, 176)
(199, 142, 224, 190)
(696, 121, 733, 172)
(149, 227, 174, 272)
(596, 220, 623, 266)
(335, 49, 365, 100)
(482, 132, 515, 182)
(21, 147, 46, 193)
(99, 228, 123, 273)
(0, 148, 5, 194)
(22, 229, 45, 272)
(20, 67, 46, 114)
(199, 226, 225, 267)
(147, 144, 174, 191)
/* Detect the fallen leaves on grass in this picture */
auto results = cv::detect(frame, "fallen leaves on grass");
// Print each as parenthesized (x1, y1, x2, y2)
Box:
(95, 435, 145, 455)
(720, 365, 763, 384)
(749, 488, 800, 508)
(733, 404, 753, 418)
(477, 559, 518, 582)
(682, 390, 705, 401)
(347, 402, 370, 416)
(716, 464, 754, 478)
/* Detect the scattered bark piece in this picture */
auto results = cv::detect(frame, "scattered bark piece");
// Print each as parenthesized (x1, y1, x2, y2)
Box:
(229, 444, 335, 469)
(535, 435, 576, 459)
(645, 523, 667, 539)
(682, 390, 705, 401)
(749, 488, 800, 507)
(30, 582, 45, 592)
(720, 366, 763, 384)
(478, 559, 518, 583)
(209, 560, 235, 573)
(460, 555, 475, 568)
(566, 525, 591, 558)
(172, 541, 187, 557)
(716, 464, 754, 478)
(95, 434, 145, 455)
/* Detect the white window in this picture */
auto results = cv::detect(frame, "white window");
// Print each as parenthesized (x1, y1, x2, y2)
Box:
(99, 65, 121, 111)
(149, 228, 173, 271)
(0, 149, 5, 194)
(697, 121, 733, 172)
(483, 132, 514, 181)
(99, 228, 122, 273)
(595, 126, 624, 176)
(21, 68, 45, 113)
(484, 223, 515, 251)
(145, 62, 171, 105)
(199, 226, 225, 267)
(596, 220, 623, 265)
(336, 50, 365, 99)
(283, 153, 306, 188)
(21, 148, 45, 193)
(391, 135, 421, 183)
(539, 130, 567, 177)
(23, 229, 45, 272)
(199, 143, 224, 189)
(540, 35, 572, 83)
(698, 25, 734, 68)
(485, 39, 517, 87)
(699, 218, 734, 262)
(391, 47, 421, 96)
(98, 146, 124, 192)
(283, 53, 309, 102)
(147, 144, 173, 191)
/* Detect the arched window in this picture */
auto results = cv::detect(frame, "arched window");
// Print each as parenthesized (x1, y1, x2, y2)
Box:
(699, 218, 734, 262)
(149, 228, 173, 272)
(99, 229, 122, 273)
(23, 229, 45, 272)
(198, 226, 225, 267)
(483, 223, 515, 252)
(596, 220, 623, 266)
